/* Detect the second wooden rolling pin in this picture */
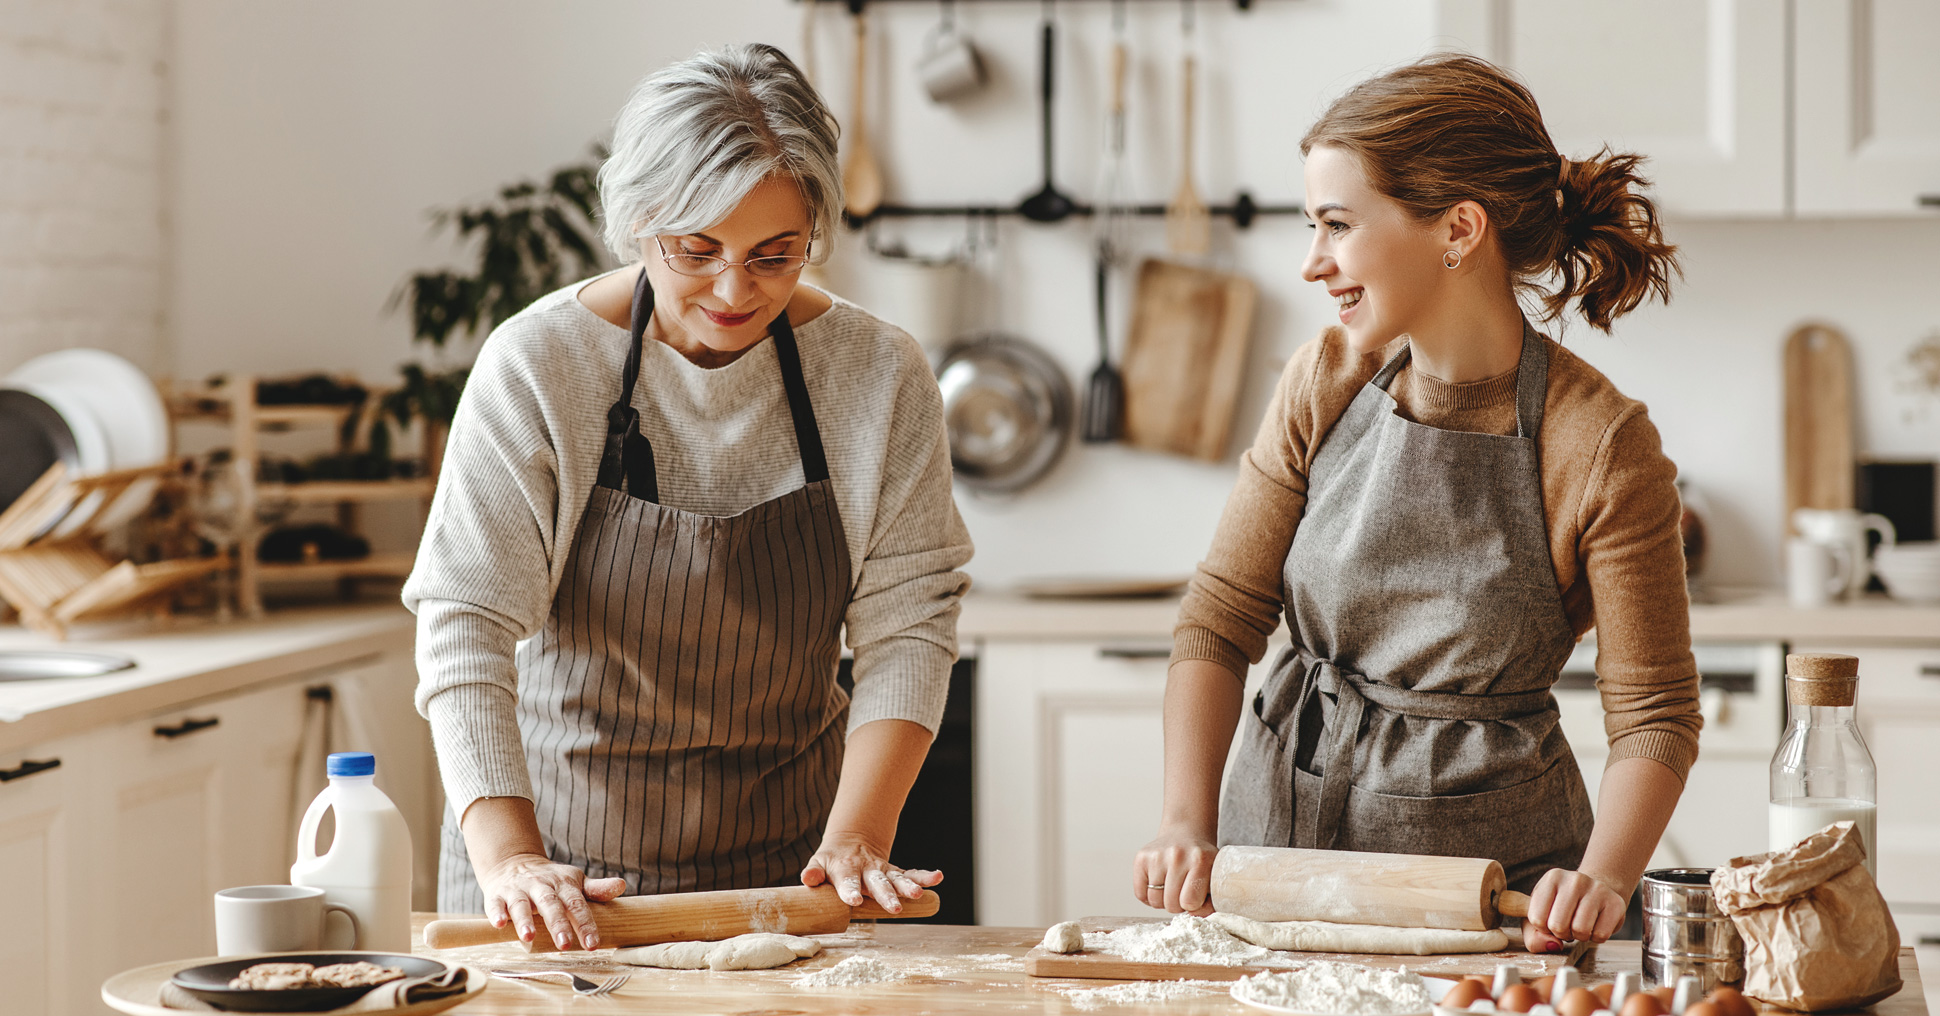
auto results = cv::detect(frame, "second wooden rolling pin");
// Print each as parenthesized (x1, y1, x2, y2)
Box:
(423, 885, 940, 953)
(1211, 846, 1530, 931)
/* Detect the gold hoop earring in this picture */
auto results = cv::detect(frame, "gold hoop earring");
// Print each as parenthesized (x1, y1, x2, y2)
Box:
(1443, 250, 1462, 269)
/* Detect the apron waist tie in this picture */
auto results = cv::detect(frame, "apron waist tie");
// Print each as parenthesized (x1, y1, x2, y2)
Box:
(1291, 655, 1557, 851)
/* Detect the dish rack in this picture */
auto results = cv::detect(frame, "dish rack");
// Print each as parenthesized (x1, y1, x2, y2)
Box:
(0, 461, 227, 639)
(168, 374, 441, 616)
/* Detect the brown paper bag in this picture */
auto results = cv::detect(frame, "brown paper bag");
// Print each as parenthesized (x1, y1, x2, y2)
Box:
(1710, 821, 1901, 1012)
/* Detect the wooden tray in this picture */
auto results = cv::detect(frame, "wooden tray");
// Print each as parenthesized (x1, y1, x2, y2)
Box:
(1024, 917, 1586, 983)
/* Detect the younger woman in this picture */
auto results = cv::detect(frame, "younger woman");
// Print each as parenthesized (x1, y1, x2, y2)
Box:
(1132, 54, 1701, 952)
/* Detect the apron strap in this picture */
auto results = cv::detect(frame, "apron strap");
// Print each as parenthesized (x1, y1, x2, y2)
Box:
(597, 270, 831, 498)
(597, 267, 659, 499)
(1291, 655, 1559, 851)
(1369, 321, 1552, 441)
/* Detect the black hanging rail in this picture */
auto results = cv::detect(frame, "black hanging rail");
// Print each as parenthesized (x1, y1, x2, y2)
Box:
(812, 0, 1261, 10)
(846, 192, 1301, 229)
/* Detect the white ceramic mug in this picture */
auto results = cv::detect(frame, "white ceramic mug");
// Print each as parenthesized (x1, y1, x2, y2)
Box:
(1792, 508, 1896, 599)
(214, 885, 361, 956)
(1786, 537, 1849, 608)
(917, 25, 986, 103)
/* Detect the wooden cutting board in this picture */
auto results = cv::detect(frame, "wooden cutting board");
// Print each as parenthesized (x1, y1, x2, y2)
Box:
(1023, 917, 1585, 983)
(1121, 258, 1259, 461)
(1784, 323, 1856, 534)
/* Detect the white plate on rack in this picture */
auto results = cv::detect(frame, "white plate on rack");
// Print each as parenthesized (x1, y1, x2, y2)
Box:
(6, 349, 169, 534)
(1231, 972, 1458, 1016)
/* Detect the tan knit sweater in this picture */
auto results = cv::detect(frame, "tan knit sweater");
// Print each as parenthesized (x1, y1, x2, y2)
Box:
(1173, 327, 1702, 781)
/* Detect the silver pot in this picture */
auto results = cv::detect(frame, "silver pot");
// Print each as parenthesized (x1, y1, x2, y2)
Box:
(1641, 867, 1745, 991)
(935, 334, 1072, 494)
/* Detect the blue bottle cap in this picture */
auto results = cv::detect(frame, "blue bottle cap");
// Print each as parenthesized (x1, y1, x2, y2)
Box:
(327, 751, 376, 777)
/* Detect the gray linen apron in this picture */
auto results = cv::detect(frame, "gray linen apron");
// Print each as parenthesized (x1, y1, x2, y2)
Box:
(438, 269, 851, 910)
(1221, 324, 1595, 892)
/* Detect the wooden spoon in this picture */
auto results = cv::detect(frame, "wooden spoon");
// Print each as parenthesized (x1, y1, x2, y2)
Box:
(1165, 52, 1210, 255)
(842, 9, 884, 220)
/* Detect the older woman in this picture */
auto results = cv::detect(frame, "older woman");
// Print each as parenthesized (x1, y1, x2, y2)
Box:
(404, 44, 971, 952)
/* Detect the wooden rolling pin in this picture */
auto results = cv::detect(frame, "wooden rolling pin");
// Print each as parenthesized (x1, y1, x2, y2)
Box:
(1211, 846, 1529, 931)
(422, 885, 939, 953)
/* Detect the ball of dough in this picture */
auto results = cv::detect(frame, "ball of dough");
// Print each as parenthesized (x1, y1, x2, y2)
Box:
(1041, 921, 1084, 954)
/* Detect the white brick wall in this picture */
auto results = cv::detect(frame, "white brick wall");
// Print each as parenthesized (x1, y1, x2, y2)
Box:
(0, 0, 168, 374)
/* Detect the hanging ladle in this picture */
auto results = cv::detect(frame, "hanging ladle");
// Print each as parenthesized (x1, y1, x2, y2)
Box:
(1018, 9, 1076, 222)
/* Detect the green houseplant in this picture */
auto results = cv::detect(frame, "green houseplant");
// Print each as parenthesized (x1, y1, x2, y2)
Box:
(383, 149, 610, 462)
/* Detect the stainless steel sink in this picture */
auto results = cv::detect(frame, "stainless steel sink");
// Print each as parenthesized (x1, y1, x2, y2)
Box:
(0, 650, 136, 681)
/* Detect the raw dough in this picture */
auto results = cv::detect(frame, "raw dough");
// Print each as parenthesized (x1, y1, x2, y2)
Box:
(613, 932, 822, 971)
(1208, 912, 1510, 955)
(1041, 921, 1084, 954)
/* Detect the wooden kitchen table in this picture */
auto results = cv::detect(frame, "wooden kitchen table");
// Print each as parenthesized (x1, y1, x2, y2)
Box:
(411, 914, 1927, 1016)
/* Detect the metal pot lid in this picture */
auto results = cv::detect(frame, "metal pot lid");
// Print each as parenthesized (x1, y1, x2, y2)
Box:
(936, 334, 1072, 494)
(0, 388, 78, 516)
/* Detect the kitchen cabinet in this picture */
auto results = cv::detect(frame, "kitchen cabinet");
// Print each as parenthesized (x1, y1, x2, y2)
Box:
(0, 733, 96, 1016)
(1794, 0, 1940, 215)
(1435, 0, 1940, 217)
(974, 637, 1279, 928)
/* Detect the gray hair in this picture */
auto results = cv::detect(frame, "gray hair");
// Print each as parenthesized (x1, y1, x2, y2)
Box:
(599, 44, 841, 263)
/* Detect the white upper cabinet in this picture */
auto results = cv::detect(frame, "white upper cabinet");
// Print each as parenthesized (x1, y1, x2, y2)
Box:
(1793, 0, 1940, 216)
(1435, 0, 1789, 216)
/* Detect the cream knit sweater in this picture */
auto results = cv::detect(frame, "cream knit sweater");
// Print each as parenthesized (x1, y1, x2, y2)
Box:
(403, 278, 972, 820)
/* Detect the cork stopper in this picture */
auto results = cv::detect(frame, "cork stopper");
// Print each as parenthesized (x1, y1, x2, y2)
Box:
(1786, 653, 1859, 706)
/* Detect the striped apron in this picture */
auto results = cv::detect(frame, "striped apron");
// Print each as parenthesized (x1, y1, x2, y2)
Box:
(438, 269, 851, 910)
(1220, 324, 1595, 891)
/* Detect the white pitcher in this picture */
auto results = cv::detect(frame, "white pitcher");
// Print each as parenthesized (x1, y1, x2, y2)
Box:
(1792, 508, 1897, 599)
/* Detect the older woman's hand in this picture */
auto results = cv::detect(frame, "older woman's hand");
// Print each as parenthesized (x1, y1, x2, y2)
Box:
(801, 829, 942, 914)
(477, 850, 627, 950)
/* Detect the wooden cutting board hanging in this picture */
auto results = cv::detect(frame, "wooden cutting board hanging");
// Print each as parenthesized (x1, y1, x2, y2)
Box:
(1120, 258, 1258, 461)
(1783, 323, 1855, 535)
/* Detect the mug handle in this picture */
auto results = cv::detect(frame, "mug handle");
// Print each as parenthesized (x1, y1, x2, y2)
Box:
(322, 903, 363, 950)
(1824, 543, 1854, 596)
(1862, 513, 1897, 548)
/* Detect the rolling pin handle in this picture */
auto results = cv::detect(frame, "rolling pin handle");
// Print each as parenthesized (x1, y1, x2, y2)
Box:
(1497, 890, 1531, 918)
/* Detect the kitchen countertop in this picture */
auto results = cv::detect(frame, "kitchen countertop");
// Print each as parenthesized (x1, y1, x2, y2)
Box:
(410, 913, 1928, 1016)
(0, 602, 412, 752)
(959, 587, 1940, 643)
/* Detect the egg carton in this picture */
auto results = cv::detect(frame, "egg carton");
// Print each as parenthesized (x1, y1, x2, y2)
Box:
(1434, 966, 1755, 1016)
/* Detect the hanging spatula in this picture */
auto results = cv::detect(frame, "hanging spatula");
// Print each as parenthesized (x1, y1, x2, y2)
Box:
(1082, 33, 1130, 443)
(1165, 47, 1210, 256)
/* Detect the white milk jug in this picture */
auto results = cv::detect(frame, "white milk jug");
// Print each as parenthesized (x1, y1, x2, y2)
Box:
(291, 752, 413, 952)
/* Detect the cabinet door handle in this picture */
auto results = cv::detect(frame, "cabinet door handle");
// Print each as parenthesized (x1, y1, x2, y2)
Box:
(1098, 646, 1173, 660)
(1919, 664, 1940, 678)
(154, 716, 221, 739)
(0, 758, 61, 783)
(1920, 194, 1940, 208)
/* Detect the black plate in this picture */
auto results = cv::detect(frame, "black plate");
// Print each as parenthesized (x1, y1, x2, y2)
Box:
(170, 952, 446, 1013)
(0, 387, 77, 517)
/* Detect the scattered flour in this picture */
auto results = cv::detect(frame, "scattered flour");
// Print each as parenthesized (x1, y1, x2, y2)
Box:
(1058, 979, 1230, 1010)
(1082, 914, 1278, 966)
(1233, 961, 1433, 1014)
(955, 953, 1025, 971)
(792, 954, 907, 988)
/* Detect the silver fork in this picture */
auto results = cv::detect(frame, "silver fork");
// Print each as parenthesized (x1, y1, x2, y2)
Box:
(490, 969, 632, 996)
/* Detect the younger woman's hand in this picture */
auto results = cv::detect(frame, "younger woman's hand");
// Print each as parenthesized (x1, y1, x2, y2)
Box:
(476, 852, 627, 950)
(802, 830, 942, 914)
(1522, 868, 1627, 951)
(1132, 827, 1219, 916)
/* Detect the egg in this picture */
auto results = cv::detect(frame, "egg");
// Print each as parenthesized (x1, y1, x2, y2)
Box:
(1651, 988, 1678, 1007)
(1684, 1002, 1722, 1016)
(1533, 976, 1558, 1001)
(1592, 984, 1615, 1006)
(1443, 980, 1493, 1009)
(1499, 984, 1544, 1013)
(1621, 992, 1668, 1016)
(1706, 987, 1755, 1016)
(1559, 987, 1601, 1016)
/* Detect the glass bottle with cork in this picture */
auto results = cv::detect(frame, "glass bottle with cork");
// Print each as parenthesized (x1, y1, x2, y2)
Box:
(1769, 652, 1878, 875)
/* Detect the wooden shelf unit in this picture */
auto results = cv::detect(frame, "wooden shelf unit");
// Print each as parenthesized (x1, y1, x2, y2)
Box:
(169, 375, 441, 616)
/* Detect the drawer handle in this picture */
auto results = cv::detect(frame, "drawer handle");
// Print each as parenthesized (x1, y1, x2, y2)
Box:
(1920, 194, 1940, 208)
(154, 716, 220, 739)
(1919, 665, 1940, 678)
(0, 758, 61, 783)
(1098, 646, 1173, 660)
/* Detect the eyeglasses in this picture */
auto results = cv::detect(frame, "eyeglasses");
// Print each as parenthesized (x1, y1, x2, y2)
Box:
(655, 237, 812, 279)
